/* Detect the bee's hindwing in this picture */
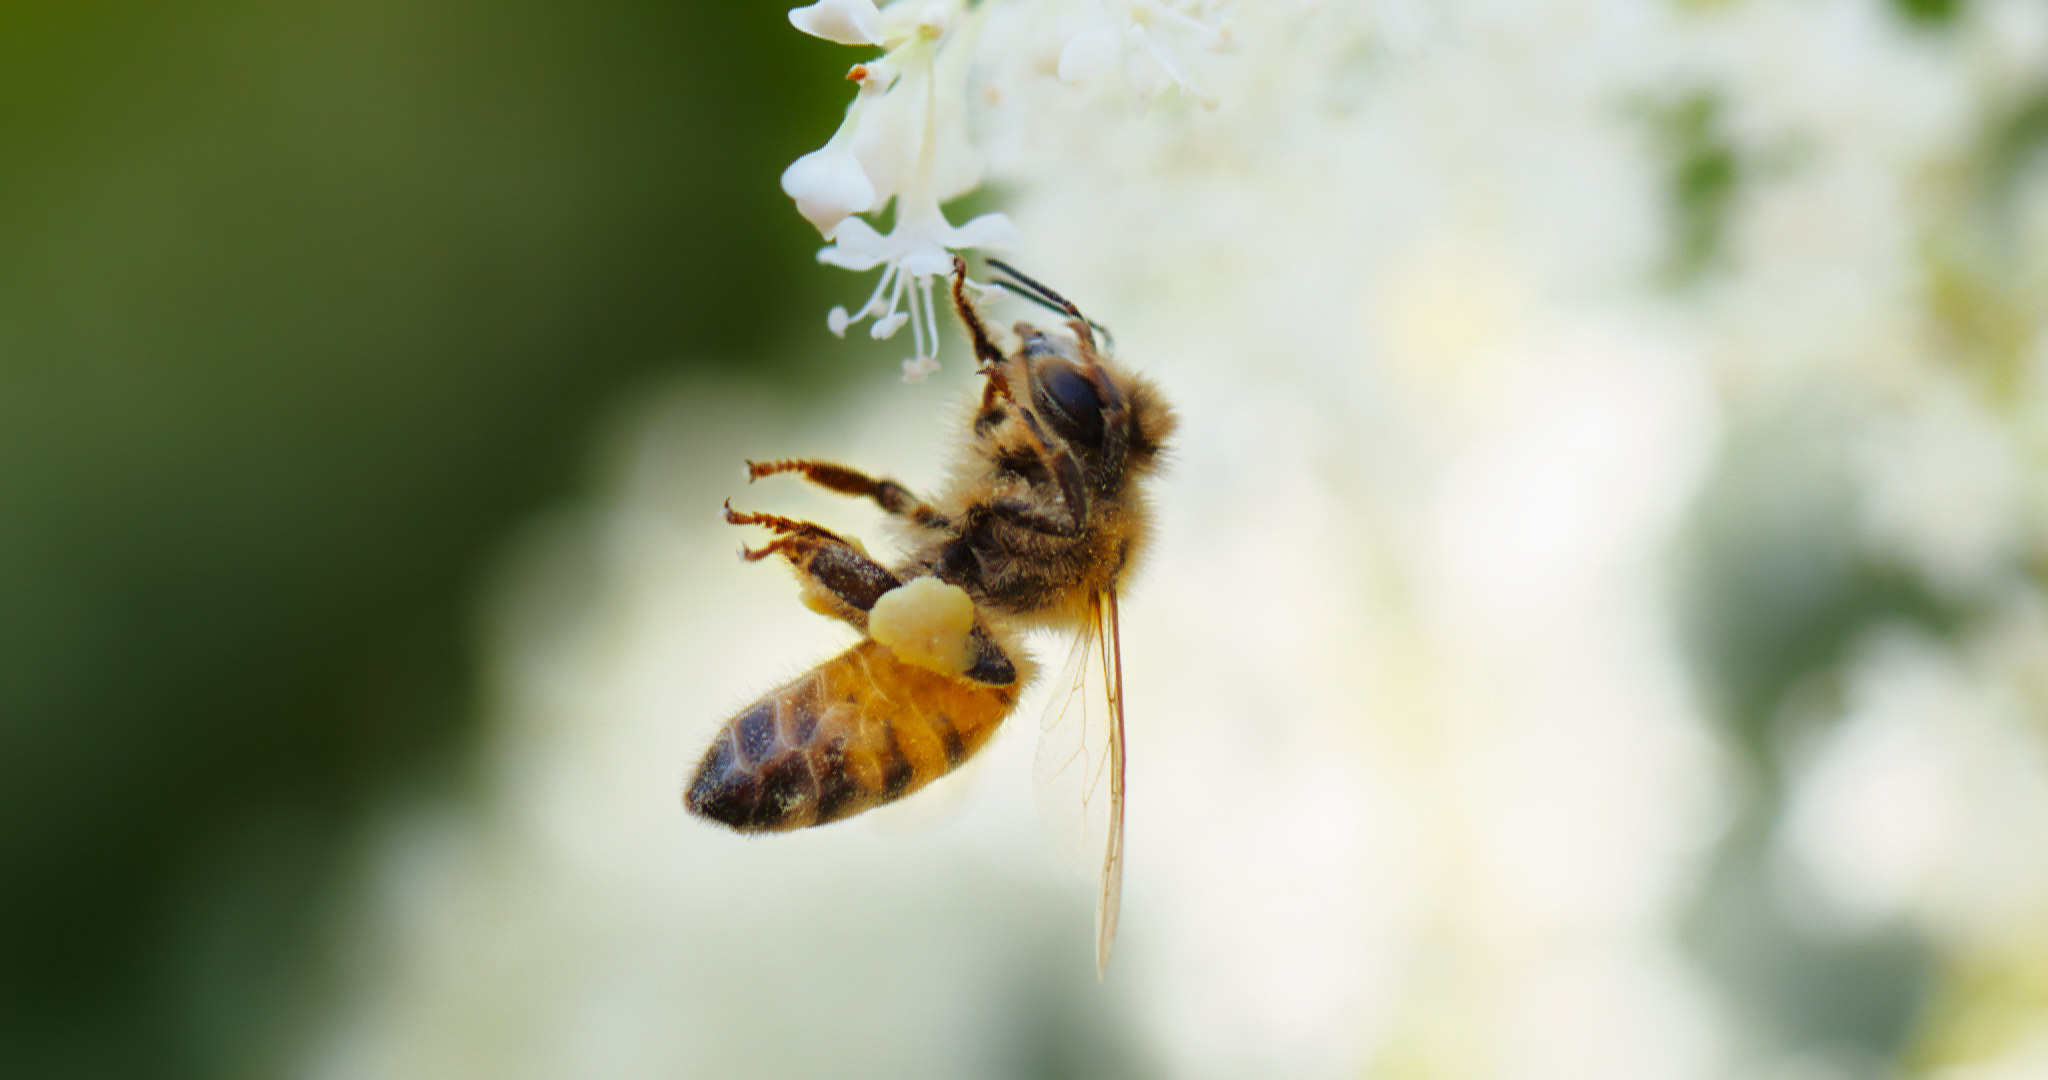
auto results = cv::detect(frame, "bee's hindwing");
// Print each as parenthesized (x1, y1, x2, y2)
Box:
(686, 640, 1021, 831)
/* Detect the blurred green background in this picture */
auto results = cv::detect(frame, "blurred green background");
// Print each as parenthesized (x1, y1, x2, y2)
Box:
(0, 4, 854, 1076)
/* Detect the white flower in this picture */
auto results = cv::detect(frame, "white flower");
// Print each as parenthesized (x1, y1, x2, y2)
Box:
(777, 59, 903, 237)
(782, 0, 1236, 379)
(782, 1, 1018, 378)
(818, 204, 1017, 375)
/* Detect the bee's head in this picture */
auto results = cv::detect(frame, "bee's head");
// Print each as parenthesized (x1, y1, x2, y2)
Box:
(1012, 322, 1174, 483)
(952, 257, 1176, 488)
(1018, 327, 1106, 449)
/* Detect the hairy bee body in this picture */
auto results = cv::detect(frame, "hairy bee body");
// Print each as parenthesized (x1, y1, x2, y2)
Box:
(687, 259, 1173, 882)
(902, 467, 1150, 628)
(686, 639, 1020, 830)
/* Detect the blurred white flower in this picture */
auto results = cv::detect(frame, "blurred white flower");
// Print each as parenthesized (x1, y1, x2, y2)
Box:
(1056, 0, 1235, 107)
(1778, 619, 2048, 944)
(1853, 378, 2026, 599)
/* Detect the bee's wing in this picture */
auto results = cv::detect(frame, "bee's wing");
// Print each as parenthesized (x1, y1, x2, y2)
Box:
(1032, 589, 1126, 979)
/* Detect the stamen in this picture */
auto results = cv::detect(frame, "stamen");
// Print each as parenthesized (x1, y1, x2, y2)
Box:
(918, 275, 944, 367)
(1151, 4, 1228, 43)
(885, 265, 910, 326)
(1132, 24, 1198, 97)
(849, 262, 898, 323)
(907, 279, 929, 362)
(871, 311, 910, 339)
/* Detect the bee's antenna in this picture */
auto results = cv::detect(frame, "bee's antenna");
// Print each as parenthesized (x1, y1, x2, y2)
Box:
(985, 258, 1080, 318)
(993, 279, 1080, 321)
(984, 258, 1115, 350)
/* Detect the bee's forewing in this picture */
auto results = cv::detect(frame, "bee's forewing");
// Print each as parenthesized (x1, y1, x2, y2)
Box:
(1032, 589, 1127, 978)
(1096, 590, 1126, 980)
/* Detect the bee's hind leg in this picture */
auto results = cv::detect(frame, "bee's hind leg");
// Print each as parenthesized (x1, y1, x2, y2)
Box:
(724, 502, 898, 627)
(724, 503, 1017, 686)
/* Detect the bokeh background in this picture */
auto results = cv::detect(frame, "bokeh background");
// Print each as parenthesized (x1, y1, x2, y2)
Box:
(5, 2, 2047, 1079)
(1, 3, 848, 1076)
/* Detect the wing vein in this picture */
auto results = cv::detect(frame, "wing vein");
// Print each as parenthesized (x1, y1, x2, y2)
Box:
(1032, 588, 1128, 979)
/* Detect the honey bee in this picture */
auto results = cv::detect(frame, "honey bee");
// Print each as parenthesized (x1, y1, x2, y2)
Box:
(684, 256, 1174, 977)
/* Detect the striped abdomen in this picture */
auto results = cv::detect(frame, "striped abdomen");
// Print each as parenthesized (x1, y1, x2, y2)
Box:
(685, 639, 1022, 831)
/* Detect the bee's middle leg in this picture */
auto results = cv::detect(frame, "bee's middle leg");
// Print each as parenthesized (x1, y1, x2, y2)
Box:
(744, 458, 947, 528)
(724, 503, 1016, 686)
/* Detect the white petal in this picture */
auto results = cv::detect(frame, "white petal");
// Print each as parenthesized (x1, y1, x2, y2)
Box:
(780, 146, 876, 236)
(848, 68, 925, 204)
(1058, 23, 1124, 84)
(947, 212, 1020, 251)
(871, 312, 910, 339)
(787, 0, 881, 46)
(817, 217, 891, 271)
(898, 244, 953, 278)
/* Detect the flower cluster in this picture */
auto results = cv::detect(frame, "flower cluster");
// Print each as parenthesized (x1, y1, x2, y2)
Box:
(781, 0, 1016, 380)
(780, 0, 1233, 379)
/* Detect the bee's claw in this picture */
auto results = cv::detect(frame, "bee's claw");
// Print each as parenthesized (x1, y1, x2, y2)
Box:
(724, 500, 780, 530)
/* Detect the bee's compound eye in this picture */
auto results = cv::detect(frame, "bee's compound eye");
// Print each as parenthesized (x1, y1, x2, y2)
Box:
(1039, 363, 1105, 448)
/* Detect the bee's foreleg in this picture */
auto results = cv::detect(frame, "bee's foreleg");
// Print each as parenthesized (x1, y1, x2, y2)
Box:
(973, 414, 1092, 539)
(981, 498, 1083, 538)
(950, 256, 1014, 396)
(745, 458, 947, 528)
